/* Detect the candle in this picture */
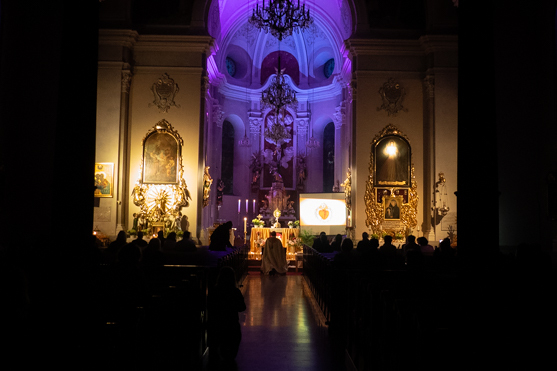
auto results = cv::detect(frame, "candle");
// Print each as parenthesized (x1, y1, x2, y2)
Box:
(246, 199, 249, 213)
(244, 217, 247, 232)
(253, 199, 256, 213)
(238, 199, 241, 213)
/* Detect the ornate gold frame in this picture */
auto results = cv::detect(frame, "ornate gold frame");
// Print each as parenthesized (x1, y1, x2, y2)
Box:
(132, 119, 191, 224)
(364, 124, 418, 235)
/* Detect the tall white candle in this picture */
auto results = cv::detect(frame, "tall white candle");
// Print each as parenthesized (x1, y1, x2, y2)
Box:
(246, 199, 249, 213)
(244, 217, 247, 232)
(253, 199, 256, 213)
(238, 199, 241, 213)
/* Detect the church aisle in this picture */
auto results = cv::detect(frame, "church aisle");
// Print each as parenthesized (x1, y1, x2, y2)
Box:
(234, 274, 346, 371)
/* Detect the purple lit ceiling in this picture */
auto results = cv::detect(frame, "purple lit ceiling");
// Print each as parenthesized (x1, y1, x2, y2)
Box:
(207, 0, 353, 90)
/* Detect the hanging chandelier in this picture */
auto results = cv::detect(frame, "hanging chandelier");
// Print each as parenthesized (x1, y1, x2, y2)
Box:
(306, 102, 319, 149)
(261, 64, 298, 111)
(306, 133, 319, 149)
(264, 111, 292, 147)
(238, 127, 252, 147)
(249, 0, 313, 41)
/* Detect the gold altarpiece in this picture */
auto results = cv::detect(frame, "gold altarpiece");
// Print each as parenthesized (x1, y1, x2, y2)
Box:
(131, 119, 192, 232)
(365, 124, 418, 236)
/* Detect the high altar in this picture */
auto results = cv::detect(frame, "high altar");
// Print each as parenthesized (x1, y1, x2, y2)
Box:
(249, 228, 300, 260)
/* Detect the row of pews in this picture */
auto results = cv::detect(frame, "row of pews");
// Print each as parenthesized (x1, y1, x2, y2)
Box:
(92, 246, 248, 370)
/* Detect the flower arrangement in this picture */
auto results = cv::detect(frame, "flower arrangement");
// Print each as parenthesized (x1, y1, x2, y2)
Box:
(287, 235, 303, 252)
(394, 232, 405, 240)
(287, 220, 300, 228)
(252, 218, 265, 227)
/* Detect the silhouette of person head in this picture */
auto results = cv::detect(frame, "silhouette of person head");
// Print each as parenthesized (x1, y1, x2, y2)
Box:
(319, 232, 328, 244)
(440, 237, 452, 252)
(370, 238, 379, 250)
(341, 238, 353, 253)
(334, 234, 342, 244)
(167, 232, 176, 241)
(384, 235, 393, 244)
(147, 238, 161, 251)
(362, 232, 369, 240)
(270, 231, 277, 238)
(137, 231, 144, 240)
(417, 237, 429, 246)
(116, 230, 127, 243)
(407, 235, 416, 244)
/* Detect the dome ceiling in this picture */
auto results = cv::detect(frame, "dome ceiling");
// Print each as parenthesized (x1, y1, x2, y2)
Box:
(207, 0, 354, 90)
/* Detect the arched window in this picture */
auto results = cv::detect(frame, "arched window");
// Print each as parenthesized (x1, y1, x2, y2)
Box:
(221, 121, 235, 195)
(323, 122, 335, 192)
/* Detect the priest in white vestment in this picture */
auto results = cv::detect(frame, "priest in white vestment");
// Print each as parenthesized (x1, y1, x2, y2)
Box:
(261, 231, 288, 275)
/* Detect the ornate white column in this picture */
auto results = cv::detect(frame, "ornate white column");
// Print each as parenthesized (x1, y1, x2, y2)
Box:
(333, 102, 346, 190)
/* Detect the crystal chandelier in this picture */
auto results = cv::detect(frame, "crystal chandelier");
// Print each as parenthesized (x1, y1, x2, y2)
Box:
(264, 112, 292, 146)
(261, 60, 298, 112)
(249, 0, 313, 41)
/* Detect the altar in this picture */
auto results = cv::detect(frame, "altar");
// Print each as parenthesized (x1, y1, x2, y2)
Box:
(249, 227, 300, 260)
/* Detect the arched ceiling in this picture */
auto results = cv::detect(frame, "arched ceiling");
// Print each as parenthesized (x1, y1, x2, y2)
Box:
(206, 0, 354, 90)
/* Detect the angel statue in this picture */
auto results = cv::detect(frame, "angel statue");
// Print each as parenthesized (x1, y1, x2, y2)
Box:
(297, 155, 307, 191)
(203, 166, 213, 208)
(340, 168, 352, 211)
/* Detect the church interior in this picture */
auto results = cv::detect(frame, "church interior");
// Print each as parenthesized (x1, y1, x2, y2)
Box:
(1, 0, 557, 369)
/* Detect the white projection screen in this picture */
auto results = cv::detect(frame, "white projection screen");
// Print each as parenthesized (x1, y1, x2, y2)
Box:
(298, 193, 347, 235)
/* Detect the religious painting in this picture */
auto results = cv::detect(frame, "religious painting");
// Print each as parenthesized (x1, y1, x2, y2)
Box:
(143, 131, 179, 184)
(374, 135, 410, 187)
(94, 162, 113, 198)
(383, 196, 403, 221)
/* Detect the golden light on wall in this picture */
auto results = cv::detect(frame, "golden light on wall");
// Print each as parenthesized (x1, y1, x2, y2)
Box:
(132, 119, 191, 224)
(365, 124, 418, 236)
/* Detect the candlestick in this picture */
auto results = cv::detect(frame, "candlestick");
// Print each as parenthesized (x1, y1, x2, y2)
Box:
(238, 199, 241, 214)
(244, 217, 247, 232)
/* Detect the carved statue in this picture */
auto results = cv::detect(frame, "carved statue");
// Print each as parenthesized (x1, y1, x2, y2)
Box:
(203, 166, 213, 208)
(250, 151, 263, 191)
(273, 171, 283, 183)
(340, 168, 352, 211)
(216, 179, 225, 206)
(132, 183, 145, 206)
(297, 155, 307, 191)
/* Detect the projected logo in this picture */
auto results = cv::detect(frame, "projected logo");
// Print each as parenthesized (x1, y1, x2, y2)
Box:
(316, 203, 331, 221)
(300, 198, 346, 226)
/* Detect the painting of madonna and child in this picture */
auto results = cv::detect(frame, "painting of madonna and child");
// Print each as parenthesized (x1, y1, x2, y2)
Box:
(374, 136, 410, 187)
